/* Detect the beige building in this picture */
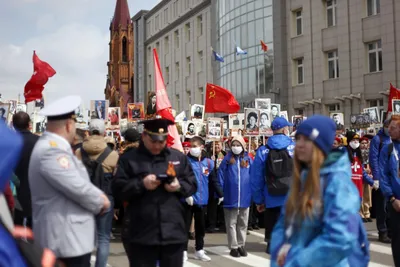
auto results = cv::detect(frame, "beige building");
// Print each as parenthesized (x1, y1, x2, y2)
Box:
(287, 0, 400, 125)
(134, 0, 213, 113)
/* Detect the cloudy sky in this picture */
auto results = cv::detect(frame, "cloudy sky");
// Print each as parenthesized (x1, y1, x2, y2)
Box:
(0, 0, 160, 108)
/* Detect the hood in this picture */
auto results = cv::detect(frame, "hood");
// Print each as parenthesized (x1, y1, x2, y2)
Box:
(82, 135, 107, 155)
(320, 150, 351, 176)
(266, 134, 293, 150)
(377, 128, 388, 137)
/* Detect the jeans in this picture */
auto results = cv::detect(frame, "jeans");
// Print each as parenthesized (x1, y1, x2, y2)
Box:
(95, 195, 114, 267)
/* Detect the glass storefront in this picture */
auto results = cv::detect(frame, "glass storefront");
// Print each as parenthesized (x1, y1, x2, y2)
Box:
(213, 0, 274, 108)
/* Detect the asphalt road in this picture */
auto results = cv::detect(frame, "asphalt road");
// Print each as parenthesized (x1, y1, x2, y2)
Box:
(97, 219, 393, 267)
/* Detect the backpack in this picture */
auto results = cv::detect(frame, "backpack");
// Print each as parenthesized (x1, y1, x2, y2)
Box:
(81, 147, 112, 191)
(265, 145, 293, 196)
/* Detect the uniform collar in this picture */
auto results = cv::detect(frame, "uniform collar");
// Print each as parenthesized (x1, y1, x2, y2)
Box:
(43, 131, 71, 150)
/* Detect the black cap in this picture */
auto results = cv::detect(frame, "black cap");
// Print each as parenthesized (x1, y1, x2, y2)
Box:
(142, 118, 174, 141)
(124, 128, 141, 142)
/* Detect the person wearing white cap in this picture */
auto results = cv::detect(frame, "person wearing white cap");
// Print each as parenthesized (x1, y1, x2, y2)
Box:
(28, 95, 111, 267)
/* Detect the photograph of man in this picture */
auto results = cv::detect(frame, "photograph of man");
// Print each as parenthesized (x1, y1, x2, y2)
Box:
(8, 100, 16, 114)
(192, 105, 204, 120)
(146, 94, 157, 118)
(270, 104, 280, 120)
(230, 114, 240, 126)
(393, 100, 400, 115)
(16, 104, 27, 113)
(94, 100, 105, 119)
(331, 113, 344, 130)
(367, 108, 379, 123)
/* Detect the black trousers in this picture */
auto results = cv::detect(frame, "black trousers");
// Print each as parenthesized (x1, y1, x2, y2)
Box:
(128, 243, 184, 267)
(389, 205, 400, 267)
(248, 202, 259, 226)
(373, 189, 390, 234)
(59, 253, 91, 267)
(207, 196, 218, 229)
(185, 205, 206, 251)
(264, 206, 282, 242)
(13, 210, 32, 228)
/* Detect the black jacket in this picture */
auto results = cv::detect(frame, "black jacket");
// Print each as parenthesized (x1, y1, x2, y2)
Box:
(112, 142, 197, 245)
(14, 130, 39, 217)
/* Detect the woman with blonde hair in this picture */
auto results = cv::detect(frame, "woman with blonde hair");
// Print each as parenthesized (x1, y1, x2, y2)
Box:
(270, 115, 369, 267)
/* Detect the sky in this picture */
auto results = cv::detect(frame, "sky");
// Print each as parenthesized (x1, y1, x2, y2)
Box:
(0, 0, 161, 108)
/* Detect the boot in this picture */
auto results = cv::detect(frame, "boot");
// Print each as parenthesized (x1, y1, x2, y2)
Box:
(379, 232, 391, 244)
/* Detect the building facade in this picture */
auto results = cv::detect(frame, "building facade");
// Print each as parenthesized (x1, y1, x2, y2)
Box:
(287, 0, 400, 125)
(105, 0, 134, 114)
(133, 10, 148, 104)
(133, 0, 213, 113)
(211, 0, 288, 110)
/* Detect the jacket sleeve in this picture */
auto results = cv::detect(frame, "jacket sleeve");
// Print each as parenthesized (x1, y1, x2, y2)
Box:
(217, 158, 226, 190)
(251, 148, 266, 205)
(284, 172, 360, 267)
(379, 144, 393, 198)
(362, 166, 374, 186)
(369, 136, 380, 180)
(176, 154, 197, 198)
(112, 155, 146, 201)
(208, 159, 223, 198)
(40, 148, 104, 214)
(270, 204, 287, 263)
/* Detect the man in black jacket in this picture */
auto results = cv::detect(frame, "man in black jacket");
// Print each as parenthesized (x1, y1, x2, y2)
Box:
(112, 118, 197, 267)
(12, 111, 39, 227)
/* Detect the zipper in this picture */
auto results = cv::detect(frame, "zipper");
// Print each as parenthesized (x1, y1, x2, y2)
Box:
(198, 160, 202, 204)
(237, 156, 241, 210)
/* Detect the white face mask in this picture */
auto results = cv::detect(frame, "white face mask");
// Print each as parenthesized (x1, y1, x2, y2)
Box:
(190, 147, 202, 157)
(231, 146, 243, 155)
(349, 140, 360, 150)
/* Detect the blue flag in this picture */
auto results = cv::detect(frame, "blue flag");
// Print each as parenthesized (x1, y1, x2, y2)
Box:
(236, 46, 247, 55)
(212, 50, 224, 62)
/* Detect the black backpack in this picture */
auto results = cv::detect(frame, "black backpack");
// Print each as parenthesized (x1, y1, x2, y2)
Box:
(265, 145, 293, 196)
(81, 147, 112, 191)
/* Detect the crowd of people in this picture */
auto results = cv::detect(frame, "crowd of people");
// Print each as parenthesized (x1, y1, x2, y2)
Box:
(1, 94, 400, 267)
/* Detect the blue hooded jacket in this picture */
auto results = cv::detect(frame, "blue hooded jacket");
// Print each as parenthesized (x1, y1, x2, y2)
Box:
(218, 152, 253, 209)
(369, 129, 391, 181)
(270, 150, 363, 267)
(0, 121, 27, 267)
(379, 140, 400, 199)
(250, 134, 295, 208)
(187, 153, 222, 205)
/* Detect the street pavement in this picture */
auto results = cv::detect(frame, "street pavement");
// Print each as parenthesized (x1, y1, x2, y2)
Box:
(98, 219, 394, 267)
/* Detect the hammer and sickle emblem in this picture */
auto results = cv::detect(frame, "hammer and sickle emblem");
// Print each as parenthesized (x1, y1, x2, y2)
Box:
(209, 90, 216, 99)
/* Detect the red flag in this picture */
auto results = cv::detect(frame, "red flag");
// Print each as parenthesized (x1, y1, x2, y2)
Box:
(260, 40, 268, 52)
(205, 83, 240, 114)
(24, 51, 56, 104)
(388, 83, 400, 113)
(153, 49, 183, 152)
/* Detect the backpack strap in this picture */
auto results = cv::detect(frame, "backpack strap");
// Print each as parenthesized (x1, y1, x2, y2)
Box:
(96, 147, 113, 164)
(80, 148, 90, 161)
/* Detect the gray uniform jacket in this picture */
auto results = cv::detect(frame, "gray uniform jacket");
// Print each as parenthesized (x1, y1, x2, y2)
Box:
(29, 132, 104, 258)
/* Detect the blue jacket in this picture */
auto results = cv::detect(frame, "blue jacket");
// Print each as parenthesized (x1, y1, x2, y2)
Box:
(218, 152, 253, 209)
(369, 129, 391, 180)
(0, 121, 27, 267)
(187, 154, 223, 205)
(379, 141, 400, 199)
(270, 150, 362, 267)
(251, 134, 295, 208)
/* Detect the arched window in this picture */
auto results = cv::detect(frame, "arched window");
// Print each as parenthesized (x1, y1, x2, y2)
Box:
(122, 37, 128, 62)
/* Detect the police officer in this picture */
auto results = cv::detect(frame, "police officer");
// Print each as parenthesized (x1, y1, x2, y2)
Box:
(28, 96, 110, 267)
(113, 117, 197, 267)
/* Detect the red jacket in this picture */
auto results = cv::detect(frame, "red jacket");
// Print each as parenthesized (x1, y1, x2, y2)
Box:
(4, 183, 14, 211)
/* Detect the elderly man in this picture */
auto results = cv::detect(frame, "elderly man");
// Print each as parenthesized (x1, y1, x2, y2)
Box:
(29, 96, 110, 267)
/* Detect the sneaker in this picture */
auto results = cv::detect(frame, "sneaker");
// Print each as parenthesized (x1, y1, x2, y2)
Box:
(194, 250, 211, 261)
(183, 251, 188, 262)
(379, 232, 391, 244)
(247, 226, 253, 231)
(238, 247, 248, 257)
(229, 249, 240, 258)
(362, 218, 368, 223)
(252, 224, 260, 230)
(367, 218, 373, 222)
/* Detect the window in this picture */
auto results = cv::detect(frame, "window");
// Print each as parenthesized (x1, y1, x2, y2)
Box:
(173, 1, 178, 17)
(165, 66, 170, 84)
(197, 15, 203, 36)
(164, 36, 169, 52)
(367, 0, 380, 16)
(186, 56, 191, 76)
(187, 91, 191, 104)
(155, 42, 160, 54)
(174, 30, 180, 49)
(164, 8, 168, 24)
(185, 23, 191, 42)
(295, 10, 303, 36)
(326, 0, 337, 27)
(147, 46, 151, 62)
(328, 104, 341, 112)
(175, 94, 180, 112)
(185, 0, 190, 10)
(295, 109, 304, 115)
(327, 50, 339, 79)
(122, 37, 128, 62)
(368, 40, 382, 72)
(155, 15, 159, 31)
(175, 62, 180, 80)
(296, 58, 304, 84)
(198, 87, 204, 104)
(198, 51, 203, 71)
(148, 74, 152, 90)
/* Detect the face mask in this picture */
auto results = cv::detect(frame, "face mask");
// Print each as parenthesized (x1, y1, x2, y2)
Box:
(190, 147, 201, 157)
(232, 146, 243, 155)
(384, 128, 389, 136)
(349, 140, 360, 150)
